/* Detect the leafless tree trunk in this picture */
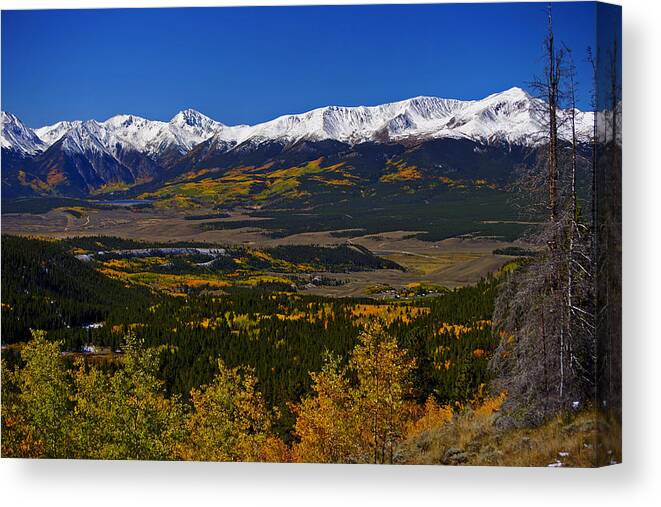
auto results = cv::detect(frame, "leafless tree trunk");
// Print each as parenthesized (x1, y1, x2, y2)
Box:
(546, 7, 561, 229)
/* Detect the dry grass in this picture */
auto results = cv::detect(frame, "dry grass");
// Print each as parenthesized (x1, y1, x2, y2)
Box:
(400, 396, 622, 467)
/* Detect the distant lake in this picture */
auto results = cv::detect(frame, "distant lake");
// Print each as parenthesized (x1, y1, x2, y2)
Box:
(97, 199, 153, 207)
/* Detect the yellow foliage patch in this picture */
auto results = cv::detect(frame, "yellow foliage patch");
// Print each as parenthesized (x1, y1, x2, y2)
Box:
(350, 304, 430, 325)
(437, 319, 491, 339)
(142, 158, 354, 207)
(380, 159, 423, 183)
(90, 181, 132, 195)
(406, 396, 454, 437)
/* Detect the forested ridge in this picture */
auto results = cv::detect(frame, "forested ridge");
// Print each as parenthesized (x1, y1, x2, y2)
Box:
(1, 235, 153, 341)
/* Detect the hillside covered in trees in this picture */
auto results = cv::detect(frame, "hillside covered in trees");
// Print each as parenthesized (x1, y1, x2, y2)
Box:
(1, 234, 502, 439)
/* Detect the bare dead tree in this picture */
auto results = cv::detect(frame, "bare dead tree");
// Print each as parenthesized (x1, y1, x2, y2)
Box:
(527, 6, 565, 235)
(489, 6, 599, 422)
(562, 49, 597, 404)
(546, 7, 561, 228)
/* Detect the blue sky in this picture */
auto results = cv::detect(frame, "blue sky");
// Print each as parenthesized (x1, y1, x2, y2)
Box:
(2, 2, 597, 128)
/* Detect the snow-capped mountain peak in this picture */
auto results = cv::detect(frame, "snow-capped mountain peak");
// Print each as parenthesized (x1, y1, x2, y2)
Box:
(1, 111, 45, 155)
(59, 120, 111, 156)
(34, 120, 83, 147)
(486, 86, 531, 101)
(104, 114, 149, 129)
(167, 109, 228, 152)
(170, 109, 217, 129)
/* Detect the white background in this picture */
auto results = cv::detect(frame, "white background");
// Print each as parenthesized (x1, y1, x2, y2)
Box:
(1, 1, 659, 505)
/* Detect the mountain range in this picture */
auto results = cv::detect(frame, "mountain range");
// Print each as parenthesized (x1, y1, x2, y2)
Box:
(1, 87, 593, 199)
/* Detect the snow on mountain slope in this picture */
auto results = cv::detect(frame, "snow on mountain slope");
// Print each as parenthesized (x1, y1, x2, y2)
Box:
(225, 95, 469, 145)
(3, 87, 594, 163)
(58, 120, 114, 157)
(1, 112, 45, 155)
(417, 87, 593, 144)
(207, 87, 593, 147)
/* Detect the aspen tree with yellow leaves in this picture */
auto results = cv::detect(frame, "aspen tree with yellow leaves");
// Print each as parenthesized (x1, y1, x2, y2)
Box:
(291, 354, 362, 463)
(1, 331, 71, 458)
(177, 359, 280, 462)
(292, 321, 415, 464)
(351, 321, 416, 464)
